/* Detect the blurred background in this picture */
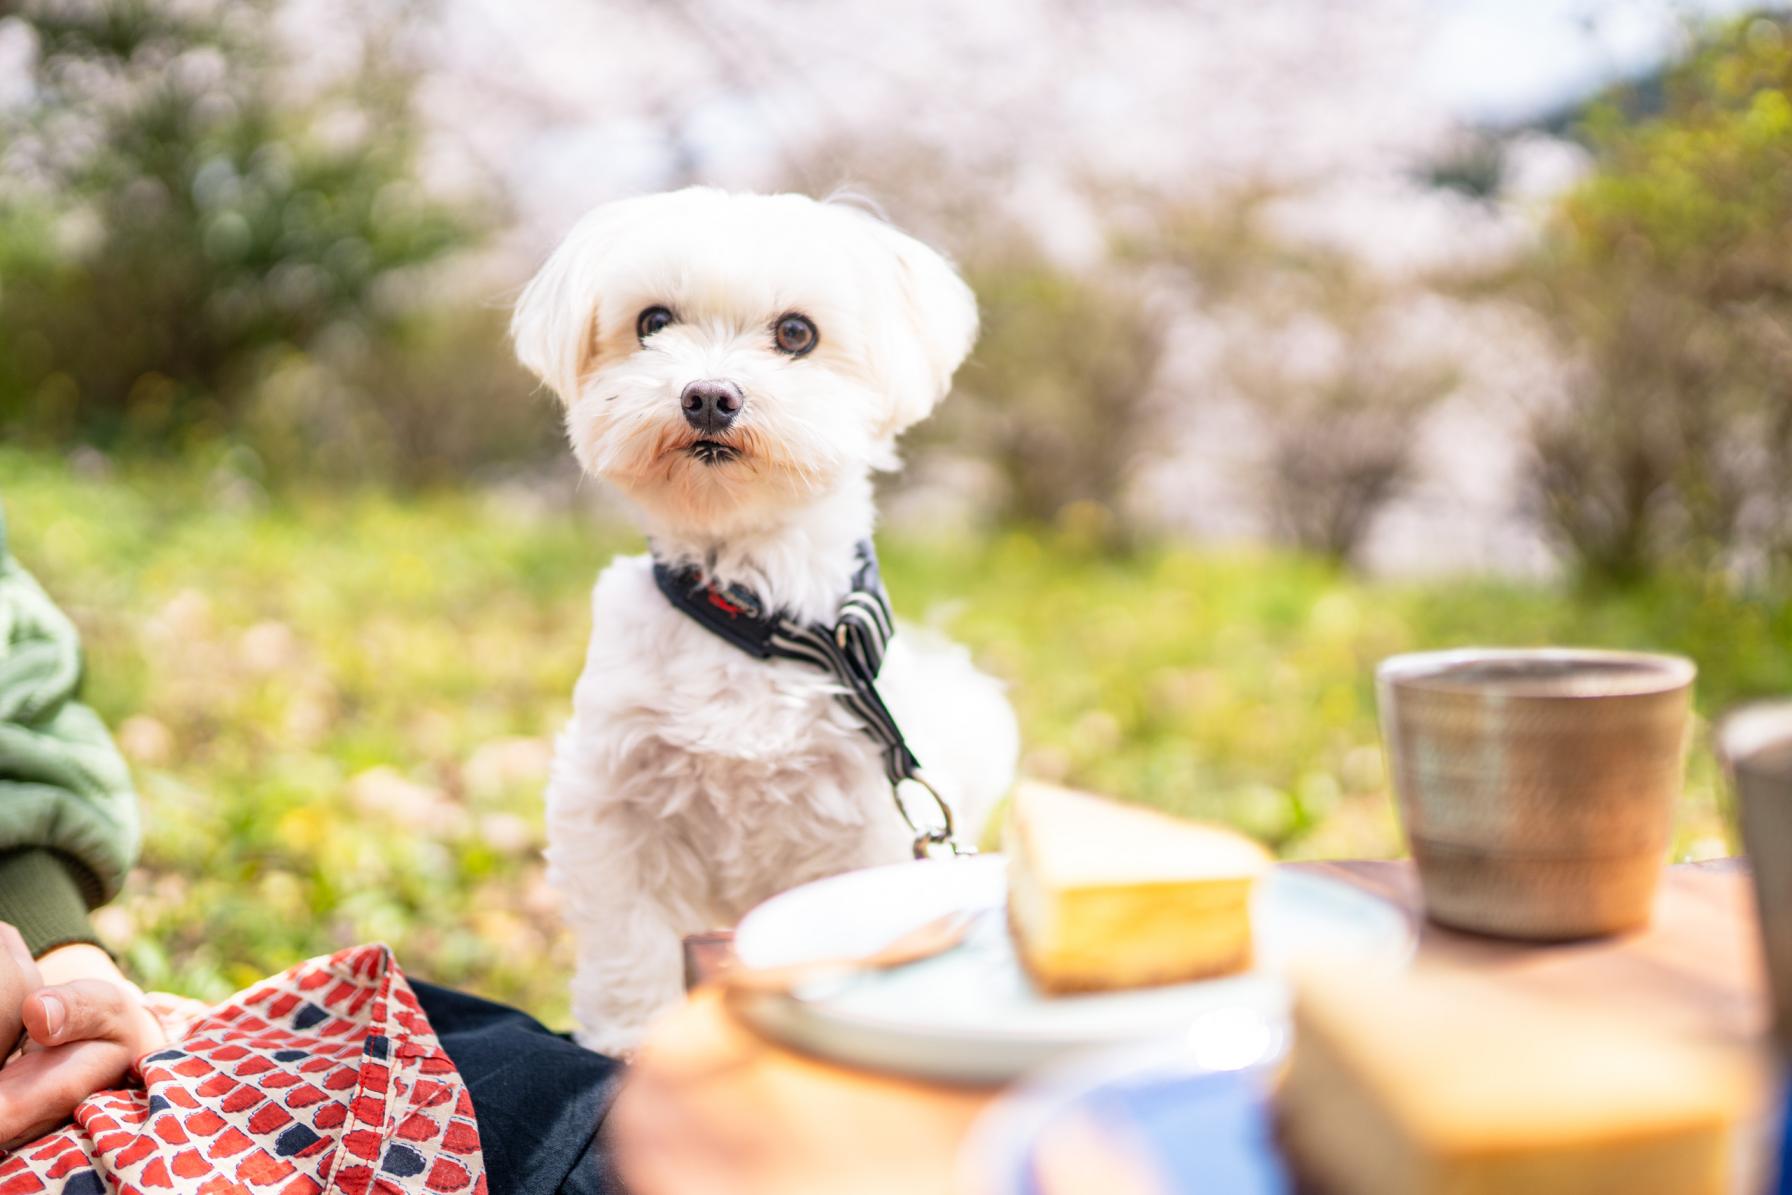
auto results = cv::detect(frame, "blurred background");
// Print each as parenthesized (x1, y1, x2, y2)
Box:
(3, 0, 1791, 1019)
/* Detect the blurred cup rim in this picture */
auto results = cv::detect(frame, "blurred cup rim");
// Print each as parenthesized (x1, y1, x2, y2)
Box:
(1718, 701, 1792, 775)
(1377, 647, 1696, 699)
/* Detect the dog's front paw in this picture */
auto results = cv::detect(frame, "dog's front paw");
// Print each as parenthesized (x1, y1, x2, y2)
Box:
(573, 1022, 644, 1060)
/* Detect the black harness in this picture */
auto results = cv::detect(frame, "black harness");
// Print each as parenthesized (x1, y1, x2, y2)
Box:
(651, 541, 966, 857)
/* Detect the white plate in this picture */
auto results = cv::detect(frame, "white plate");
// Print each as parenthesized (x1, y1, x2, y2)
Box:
(731, 854, 1413, 1083)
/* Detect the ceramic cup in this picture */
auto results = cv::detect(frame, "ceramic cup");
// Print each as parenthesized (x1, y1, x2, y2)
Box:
(1377, 648, 1694, 940)
(1718, 702, 1792, 1056)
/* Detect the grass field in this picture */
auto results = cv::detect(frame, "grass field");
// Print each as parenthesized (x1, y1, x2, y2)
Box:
(5, 447, 1787, 1025)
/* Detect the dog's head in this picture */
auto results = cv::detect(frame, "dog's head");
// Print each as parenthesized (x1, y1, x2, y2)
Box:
(512, 188, 977, 533)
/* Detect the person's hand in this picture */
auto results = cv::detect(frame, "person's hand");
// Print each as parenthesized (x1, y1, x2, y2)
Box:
(0, 928, 33, 1062)
(0, 938, 166, 1150)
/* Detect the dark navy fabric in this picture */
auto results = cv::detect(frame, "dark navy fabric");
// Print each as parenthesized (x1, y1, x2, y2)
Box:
(411, 980, 628, 1195)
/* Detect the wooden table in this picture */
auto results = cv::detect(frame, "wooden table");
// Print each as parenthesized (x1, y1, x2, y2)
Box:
(609, 860, 1766, 1195)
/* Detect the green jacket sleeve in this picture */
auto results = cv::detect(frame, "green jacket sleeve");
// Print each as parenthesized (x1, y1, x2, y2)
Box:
(0, 510, 141, 954)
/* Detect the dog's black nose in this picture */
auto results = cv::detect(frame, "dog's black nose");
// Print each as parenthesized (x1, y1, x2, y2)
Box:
(681, 379, 743, 434)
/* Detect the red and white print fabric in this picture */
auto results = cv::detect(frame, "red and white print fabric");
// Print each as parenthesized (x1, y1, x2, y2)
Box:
(0, 945, 486, 1195)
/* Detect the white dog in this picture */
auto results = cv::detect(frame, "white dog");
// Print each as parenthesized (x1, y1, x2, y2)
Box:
(511, 188, 1019, 1053)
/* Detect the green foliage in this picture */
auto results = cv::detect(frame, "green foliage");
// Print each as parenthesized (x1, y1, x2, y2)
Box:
(1, 450, 1765, 1018)
(240, 305, 567, 488)
(1519, 15, 1792, 582)
(5, 449, 613, 1015)
(0, 0, 485, 449)
(1567, 20, 1792, 268)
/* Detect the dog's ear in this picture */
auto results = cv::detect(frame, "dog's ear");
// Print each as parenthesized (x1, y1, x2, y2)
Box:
(511, 201, 635, 403)
(864, 219, 979, 437)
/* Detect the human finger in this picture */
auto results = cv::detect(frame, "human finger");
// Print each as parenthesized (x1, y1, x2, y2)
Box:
(21, 980, 133, 1050)
(0, 1039, 130, 1150)
(0, 926, 39, 993)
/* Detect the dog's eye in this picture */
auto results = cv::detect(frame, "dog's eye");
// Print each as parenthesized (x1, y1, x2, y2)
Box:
(773, 313, 818, 357)
(636, 306, 675, 343)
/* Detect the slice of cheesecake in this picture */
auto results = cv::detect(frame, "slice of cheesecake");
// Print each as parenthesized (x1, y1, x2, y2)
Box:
(1005, 782, 1272, 994)
(1279, 968, 1759, 1195)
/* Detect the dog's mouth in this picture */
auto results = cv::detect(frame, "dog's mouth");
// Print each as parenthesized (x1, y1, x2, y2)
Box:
(686, 439, 742, 465)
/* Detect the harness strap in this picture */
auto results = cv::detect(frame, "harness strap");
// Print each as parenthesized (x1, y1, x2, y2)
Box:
(651, 541, 963, 857)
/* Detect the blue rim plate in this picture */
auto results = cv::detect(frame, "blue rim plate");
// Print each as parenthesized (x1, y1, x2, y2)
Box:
(956, 1042, 1291, 1195)
(731, 854, 1412, 1084)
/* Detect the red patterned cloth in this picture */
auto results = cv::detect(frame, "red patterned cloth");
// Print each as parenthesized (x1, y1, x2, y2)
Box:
(0, 945, 487, 1195)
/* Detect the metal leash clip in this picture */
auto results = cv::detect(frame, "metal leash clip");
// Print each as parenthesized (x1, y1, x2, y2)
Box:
(892, 773, 974, 859)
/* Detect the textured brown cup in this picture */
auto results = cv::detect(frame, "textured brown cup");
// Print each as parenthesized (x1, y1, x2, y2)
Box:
(1719, 703, 1792, 1057)
(1377, 649, 1694, 940)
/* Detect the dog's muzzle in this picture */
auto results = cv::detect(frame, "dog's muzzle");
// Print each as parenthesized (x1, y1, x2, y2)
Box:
(681, 378, 742, 435)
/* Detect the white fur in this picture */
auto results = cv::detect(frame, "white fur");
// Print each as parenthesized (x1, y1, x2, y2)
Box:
(512, 188, 1018, 1053)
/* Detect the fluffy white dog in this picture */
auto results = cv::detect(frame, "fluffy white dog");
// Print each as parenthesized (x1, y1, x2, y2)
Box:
(511, 187, 1019, 1053)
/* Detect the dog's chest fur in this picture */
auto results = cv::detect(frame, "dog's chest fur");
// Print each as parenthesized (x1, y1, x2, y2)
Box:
(549, 553, 912, 925)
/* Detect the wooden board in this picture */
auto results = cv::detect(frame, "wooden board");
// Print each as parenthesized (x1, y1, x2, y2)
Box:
(608, 860, 1765, 1195)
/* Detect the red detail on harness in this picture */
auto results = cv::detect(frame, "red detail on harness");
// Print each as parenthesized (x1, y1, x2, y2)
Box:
(706, 588, 744, 616)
